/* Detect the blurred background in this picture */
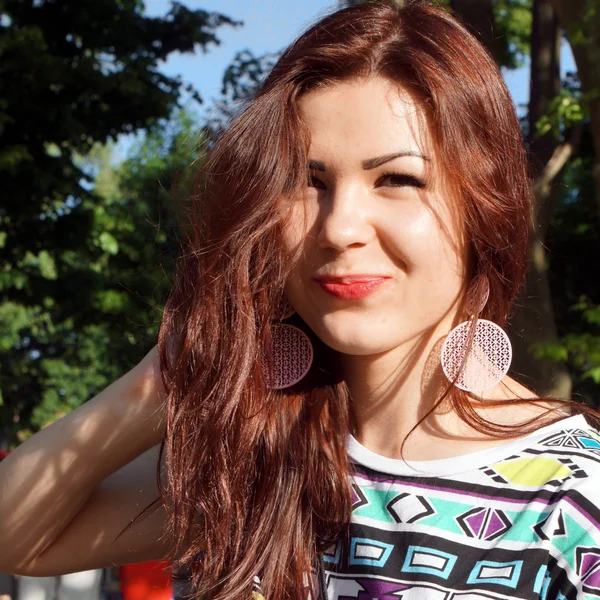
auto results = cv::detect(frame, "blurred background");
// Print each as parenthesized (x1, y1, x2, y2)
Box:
(0, 0, 599, 453)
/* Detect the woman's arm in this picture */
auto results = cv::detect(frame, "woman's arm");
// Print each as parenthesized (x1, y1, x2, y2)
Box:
(0, 347, 181, 576)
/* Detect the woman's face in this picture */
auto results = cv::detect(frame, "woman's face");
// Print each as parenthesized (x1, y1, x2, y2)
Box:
(283, 76, 468, 357)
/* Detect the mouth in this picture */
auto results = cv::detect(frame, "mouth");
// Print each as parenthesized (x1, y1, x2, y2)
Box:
(312, 276, 391, 300)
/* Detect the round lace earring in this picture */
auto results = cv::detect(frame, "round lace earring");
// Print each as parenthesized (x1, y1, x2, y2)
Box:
(440, 276, 512, 392)
(264, 296, 314, 390)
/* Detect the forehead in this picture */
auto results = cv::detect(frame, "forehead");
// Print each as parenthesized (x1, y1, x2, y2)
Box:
(297, 76, 434, 164)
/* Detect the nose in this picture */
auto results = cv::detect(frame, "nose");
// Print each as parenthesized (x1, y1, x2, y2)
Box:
(316, 182, 375, 252)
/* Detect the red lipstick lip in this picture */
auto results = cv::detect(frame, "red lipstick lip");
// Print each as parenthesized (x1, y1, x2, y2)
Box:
(312, 276, 391, 300)
(313, 275, 391, 283)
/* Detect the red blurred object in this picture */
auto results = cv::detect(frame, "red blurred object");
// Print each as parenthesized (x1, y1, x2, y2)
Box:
(119, 560, 172, 600)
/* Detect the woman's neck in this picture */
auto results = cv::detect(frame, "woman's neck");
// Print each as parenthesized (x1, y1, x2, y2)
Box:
(339, 322, 545, 461)
(341, 324, 448, 458)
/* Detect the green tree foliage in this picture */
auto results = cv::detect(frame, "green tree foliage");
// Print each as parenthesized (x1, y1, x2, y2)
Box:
(544, 154, 600, 392)
(541, 97, 600, 399)
(528, 1, 600, 401)
(3, 108, 206, 443)
(493, 0, 533, 68)
(0, 0, 234, 445)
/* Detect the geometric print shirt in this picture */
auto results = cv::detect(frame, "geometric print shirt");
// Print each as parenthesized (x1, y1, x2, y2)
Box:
(321, 414, 600, 600)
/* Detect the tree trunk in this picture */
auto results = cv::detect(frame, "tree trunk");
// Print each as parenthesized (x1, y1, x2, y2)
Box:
(510, 0, 572, 397)
(550, 0, 600, 220)
(451, 0, 571, 397)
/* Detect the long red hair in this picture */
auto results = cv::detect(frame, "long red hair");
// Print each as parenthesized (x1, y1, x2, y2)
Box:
(153, 1, 567, 598)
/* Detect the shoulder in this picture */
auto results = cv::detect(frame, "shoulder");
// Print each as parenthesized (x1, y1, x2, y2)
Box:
(452, 415, 600, 600)
(522, 414, 600, 478)
(483, 414, 600, 493)
(510, 415, 600, 599)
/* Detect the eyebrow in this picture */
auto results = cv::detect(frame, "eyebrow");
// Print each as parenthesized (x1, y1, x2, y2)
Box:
(308, 151, 431, 172)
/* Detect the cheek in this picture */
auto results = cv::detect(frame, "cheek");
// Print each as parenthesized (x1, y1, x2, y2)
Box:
(281, 205, 316, 310)
(281, 199, 317, 255)
(382, 202, 465, 280)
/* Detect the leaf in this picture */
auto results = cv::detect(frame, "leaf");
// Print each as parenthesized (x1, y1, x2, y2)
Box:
(38, 250, 57, 280)
(584, 306, 600, 327)
(98, 231, 119, 255)
(535, 90, 586, 138)
(583, 367, 600, 384)
(529, 341, 569, 362)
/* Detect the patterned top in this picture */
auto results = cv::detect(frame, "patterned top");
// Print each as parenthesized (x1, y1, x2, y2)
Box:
(321, 414, 600, 600)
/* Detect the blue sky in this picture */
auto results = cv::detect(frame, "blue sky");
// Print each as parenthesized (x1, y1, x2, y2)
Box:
(140, 0, 575, 135)
(143, 0, 341, 120)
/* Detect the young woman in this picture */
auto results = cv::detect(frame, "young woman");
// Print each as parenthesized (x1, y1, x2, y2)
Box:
(1, 2, 599, 599)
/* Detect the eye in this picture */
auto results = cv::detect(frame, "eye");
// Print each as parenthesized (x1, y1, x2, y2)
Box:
(307, 172, 427, 190)
(377, 172, 427, 189)
(308, 174, 327, 190)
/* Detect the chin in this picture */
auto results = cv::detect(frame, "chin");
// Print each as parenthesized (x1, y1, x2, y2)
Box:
(310, 319, 396, 356)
